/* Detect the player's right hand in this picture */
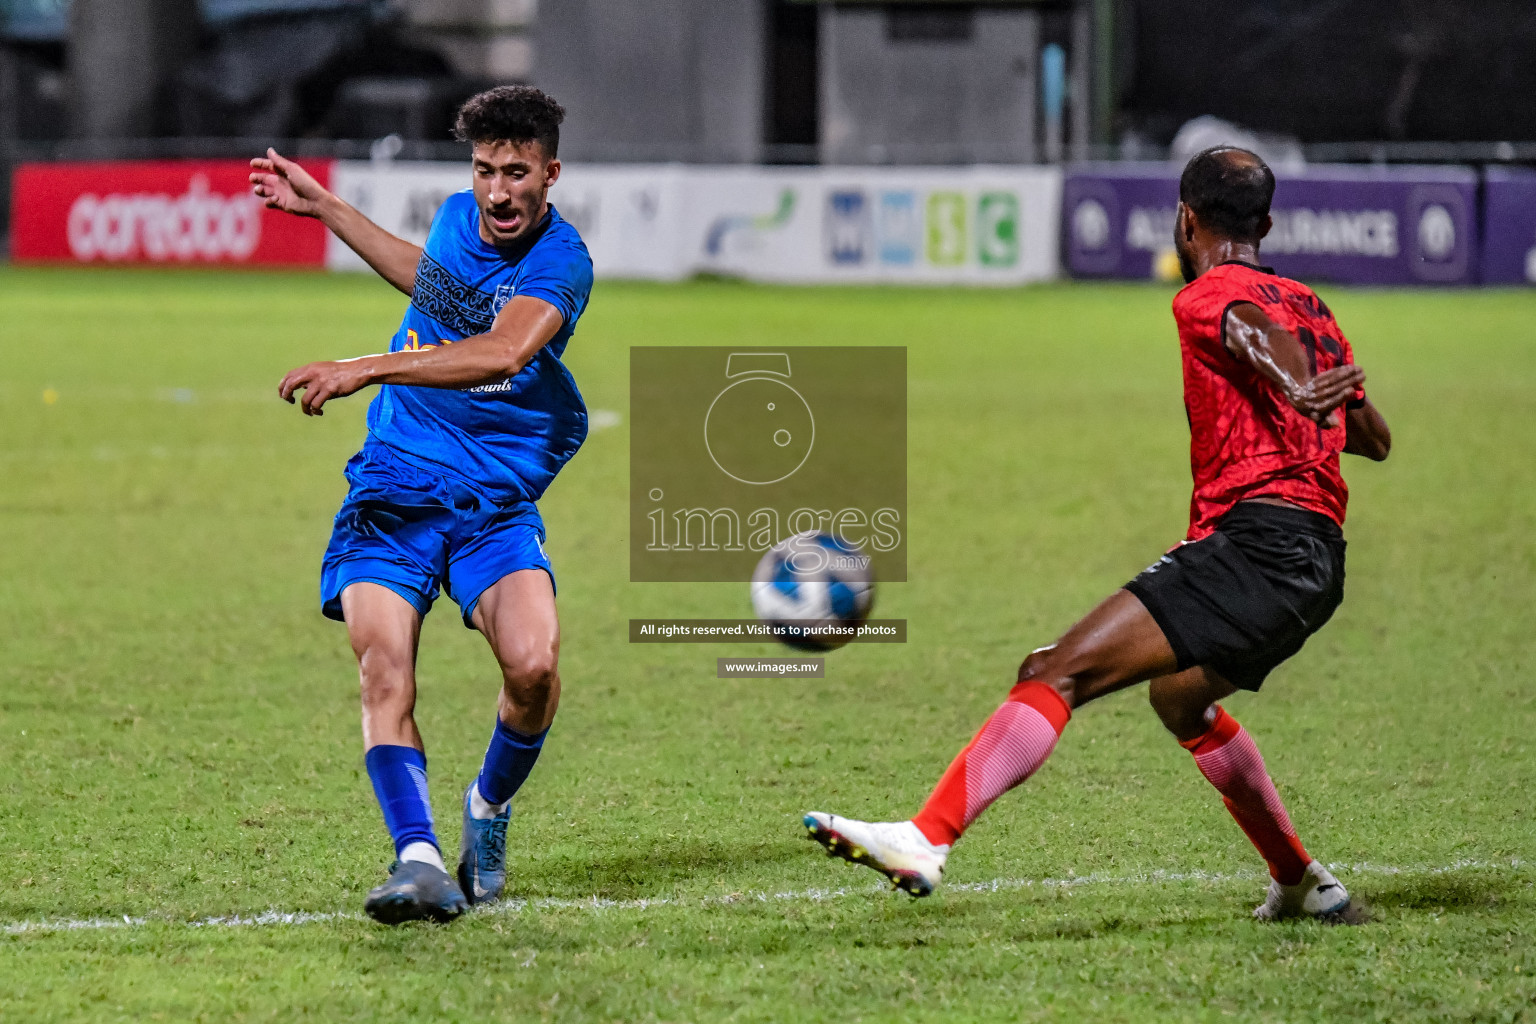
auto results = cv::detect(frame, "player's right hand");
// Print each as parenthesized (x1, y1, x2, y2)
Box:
(279, 358, 375, 416)
(250, 148, 330, 218)
(1288, 364, 1365, 429)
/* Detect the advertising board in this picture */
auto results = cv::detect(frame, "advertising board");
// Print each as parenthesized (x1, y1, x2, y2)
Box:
(325, 161, 694, 280)
(688, 166, 1062, 285)
(1064, 163, 1479, 285)
(10, 160, 332, 267)
(325, 162, 1062, 284)
(1480, 167, 1536, 285)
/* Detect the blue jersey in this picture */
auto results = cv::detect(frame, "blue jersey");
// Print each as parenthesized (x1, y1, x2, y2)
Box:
(365, 190, 594, 502)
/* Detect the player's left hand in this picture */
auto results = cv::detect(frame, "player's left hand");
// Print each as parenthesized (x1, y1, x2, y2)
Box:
(278, 359, 374, 416)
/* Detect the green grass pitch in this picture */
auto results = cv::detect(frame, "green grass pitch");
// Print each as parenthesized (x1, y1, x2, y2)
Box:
(1, 266, 1532, 1022)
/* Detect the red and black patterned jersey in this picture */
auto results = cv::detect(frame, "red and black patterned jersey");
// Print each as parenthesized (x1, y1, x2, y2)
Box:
(1172, 262, 1360, 541)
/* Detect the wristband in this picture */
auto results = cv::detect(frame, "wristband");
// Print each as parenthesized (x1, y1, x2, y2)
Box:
(1345, 393, 1366, 411)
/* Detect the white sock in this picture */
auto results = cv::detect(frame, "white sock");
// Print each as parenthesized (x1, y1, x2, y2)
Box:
(469, 781, 511, 821)
(399, 841, 446, 872)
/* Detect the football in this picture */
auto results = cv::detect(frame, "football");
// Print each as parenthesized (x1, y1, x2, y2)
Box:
(750, 531, 875, 651)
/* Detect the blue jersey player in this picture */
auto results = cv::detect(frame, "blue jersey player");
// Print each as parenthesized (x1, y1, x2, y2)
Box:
(250, 87, 591, 924)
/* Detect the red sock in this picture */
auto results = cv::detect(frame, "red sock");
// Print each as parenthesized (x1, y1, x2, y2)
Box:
(911, 681, 1071, 847)
(1182, 706, 1310, 885)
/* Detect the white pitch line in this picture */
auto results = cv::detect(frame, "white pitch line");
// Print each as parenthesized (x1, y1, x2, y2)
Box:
(3, 858, 1523, 938)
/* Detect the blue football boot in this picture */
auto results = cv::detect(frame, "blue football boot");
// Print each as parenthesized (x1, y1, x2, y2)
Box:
(363, 859, 469, 925)
(457, 783, 510, 905)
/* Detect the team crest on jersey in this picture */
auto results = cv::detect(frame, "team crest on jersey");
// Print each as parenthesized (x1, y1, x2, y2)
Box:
(493, 283, 515, 314)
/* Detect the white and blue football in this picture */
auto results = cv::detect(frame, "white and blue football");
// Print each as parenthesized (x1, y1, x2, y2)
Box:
(750, 531, 875, 651)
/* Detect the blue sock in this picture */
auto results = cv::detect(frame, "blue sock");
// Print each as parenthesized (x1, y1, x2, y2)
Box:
(476, 718, 549, 807)
(364, 744, 439, 857)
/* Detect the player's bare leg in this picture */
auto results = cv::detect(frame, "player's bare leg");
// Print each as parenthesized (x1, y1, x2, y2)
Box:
(474, 568, 562, 735)
(345, 583, 424, 751)
(1147, 665, 1237, 743)
(1150, 667, 1350, 920)
(459, 568, 561, 904)
(341, 583, 467, 923)
(806, 589, 1177, 894)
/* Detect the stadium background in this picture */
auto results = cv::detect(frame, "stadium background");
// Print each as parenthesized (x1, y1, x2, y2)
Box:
(1, 2, 1533, 1021)
(7, 0, 1536, 282)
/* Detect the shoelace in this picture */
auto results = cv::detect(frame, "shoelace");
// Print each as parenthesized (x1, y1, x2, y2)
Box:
(478, 816, 508, 872)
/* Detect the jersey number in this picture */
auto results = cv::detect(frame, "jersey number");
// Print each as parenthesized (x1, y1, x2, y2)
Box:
(1296, 325, 1345, 442)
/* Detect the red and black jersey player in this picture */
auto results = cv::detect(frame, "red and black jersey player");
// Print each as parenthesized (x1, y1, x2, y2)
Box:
(803, 147, 1393, 921)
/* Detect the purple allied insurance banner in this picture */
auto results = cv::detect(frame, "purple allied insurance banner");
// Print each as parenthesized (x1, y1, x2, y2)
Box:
(1480, 167, 1536, 285)
(1064, 163, 1479, 285)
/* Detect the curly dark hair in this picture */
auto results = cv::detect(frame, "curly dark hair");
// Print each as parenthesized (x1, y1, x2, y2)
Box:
(1179, 146, 1275, 244)
(454, 85, 565, 157)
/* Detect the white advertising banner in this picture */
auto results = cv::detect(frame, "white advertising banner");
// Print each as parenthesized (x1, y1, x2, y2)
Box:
(326, 161, 467, 272)
(327, 161, 692, 279)
(552, 164, 693, 280)
(689, 166, 1061, 284)
(327, 161, 1062, 285)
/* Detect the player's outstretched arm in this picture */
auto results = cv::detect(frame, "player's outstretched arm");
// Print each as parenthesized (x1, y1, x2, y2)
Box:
(249, 148, 421, 296)
(1224, 303, 1364, 429)
(278, 296, 563, 416)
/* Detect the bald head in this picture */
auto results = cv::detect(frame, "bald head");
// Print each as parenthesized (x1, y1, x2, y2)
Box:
(1179, 146, 1276, 244)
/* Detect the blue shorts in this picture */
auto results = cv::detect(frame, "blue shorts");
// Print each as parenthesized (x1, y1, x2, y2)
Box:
(320, 442, 553, 628)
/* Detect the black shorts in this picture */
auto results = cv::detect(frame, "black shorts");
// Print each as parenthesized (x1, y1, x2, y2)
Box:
(1124, 502, 1346, 691)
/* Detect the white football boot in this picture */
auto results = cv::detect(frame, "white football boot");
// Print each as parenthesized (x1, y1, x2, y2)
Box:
(803, 812, 948, 897)
(1253, 860, 1350, 921)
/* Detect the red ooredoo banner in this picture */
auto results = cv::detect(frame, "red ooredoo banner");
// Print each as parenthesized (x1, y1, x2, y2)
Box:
(10, 159, 333, 267)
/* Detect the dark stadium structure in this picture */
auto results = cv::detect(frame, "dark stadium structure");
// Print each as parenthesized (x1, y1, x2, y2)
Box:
(1121, 0, 1536, 144)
